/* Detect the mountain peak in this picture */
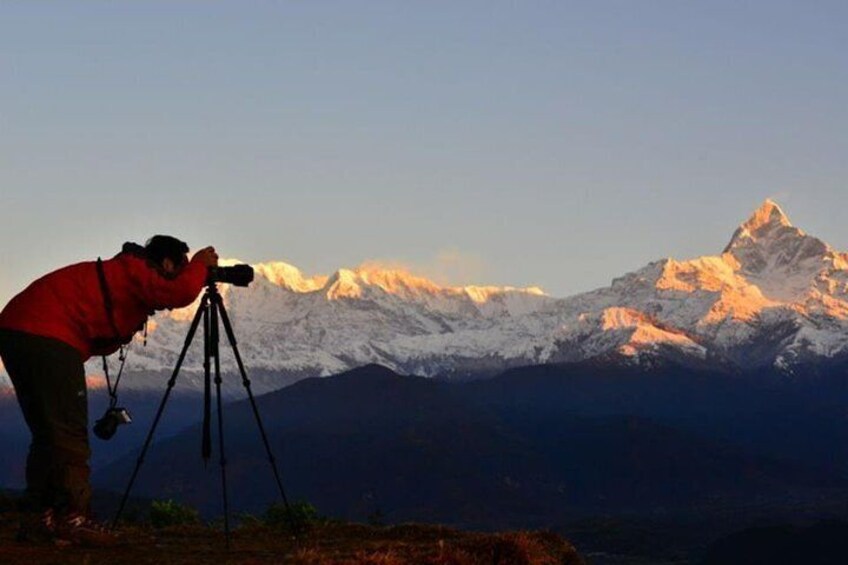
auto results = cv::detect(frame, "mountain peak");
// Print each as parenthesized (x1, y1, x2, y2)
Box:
(741, 199, 792, 233)
(353, 264, 442, 297)
(723, 199, 794, 253)
(254, 261, 329, 292)
(325, 268, 364, 300)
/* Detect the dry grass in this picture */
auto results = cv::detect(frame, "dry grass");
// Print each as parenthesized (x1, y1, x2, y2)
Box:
(0, 509, 584, 565)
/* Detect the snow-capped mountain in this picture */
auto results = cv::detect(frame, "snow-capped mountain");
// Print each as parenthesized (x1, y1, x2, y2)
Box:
(538, 200, 848, 370)
(3, 199, 845, 393)
(76, 198, 844, 392)
(112, 262, 557, 388)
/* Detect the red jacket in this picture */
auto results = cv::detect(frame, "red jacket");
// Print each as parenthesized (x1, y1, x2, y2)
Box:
(0, 244, 207, 361)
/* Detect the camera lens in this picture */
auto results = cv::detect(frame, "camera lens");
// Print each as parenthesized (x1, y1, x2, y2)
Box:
(207, 264, 254, 287)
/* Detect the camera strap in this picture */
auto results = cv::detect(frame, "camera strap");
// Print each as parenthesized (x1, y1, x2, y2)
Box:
(101, 348, 128, 409)
(96, 257, 128, 408)
(96, 258, 122, 341)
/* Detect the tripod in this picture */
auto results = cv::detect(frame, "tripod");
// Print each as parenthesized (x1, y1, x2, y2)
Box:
(112, 283, 292, 548)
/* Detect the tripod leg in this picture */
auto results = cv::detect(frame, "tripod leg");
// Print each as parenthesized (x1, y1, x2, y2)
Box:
(112, 294, 208, 529)
(216, 301, 292, 511)
(211, 297, 232, 549)
(202, 299, 212, 462)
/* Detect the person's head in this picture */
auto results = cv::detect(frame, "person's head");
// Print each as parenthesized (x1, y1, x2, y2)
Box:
(145, 235, 189, 276)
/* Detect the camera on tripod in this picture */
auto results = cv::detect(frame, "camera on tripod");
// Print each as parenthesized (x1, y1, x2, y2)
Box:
(93, 407, 132, 440)
(207, 265, 254, 287)
(94, 263, 255, 444)
(113, 259, 292, 545)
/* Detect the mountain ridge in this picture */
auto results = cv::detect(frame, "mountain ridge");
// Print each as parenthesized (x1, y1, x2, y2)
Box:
(92, 199, 848, 388)
(3, 199, 847, 391)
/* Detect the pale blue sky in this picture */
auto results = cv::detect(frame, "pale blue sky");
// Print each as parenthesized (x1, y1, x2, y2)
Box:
(2, 1, 847, 303)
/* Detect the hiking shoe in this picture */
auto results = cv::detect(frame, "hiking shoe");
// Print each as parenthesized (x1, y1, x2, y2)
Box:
(57, 512, 119, 547)
(16, 508, 65, 545)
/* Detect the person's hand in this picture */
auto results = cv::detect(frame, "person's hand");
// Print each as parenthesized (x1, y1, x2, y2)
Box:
(193, 246, 219, 267)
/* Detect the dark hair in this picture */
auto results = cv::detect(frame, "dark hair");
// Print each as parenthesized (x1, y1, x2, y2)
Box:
(145, 235, 189, 266)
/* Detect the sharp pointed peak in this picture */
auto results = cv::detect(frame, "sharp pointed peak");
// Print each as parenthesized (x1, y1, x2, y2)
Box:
(742, 199, 793, 232)
(723, 199, 794, 253)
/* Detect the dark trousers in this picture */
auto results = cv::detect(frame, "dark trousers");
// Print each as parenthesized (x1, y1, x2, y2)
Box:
(0, 329, 91, 514)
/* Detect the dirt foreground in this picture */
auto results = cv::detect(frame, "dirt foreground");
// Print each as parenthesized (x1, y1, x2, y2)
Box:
(0, 514, 584, 565)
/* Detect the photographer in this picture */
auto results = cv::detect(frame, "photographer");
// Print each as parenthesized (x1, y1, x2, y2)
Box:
(0, 236, 218, 546)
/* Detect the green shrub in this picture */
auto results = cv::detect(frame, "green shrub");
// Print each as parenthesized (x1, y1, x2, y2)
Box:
(149, 499, 201, 528)
(235, 512, 264, 529)
(264, 500, 319, 530)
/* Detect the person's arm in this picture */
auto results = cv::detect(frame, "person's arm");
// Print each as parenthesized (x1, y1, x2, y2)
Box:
(136, 248, 218, 310)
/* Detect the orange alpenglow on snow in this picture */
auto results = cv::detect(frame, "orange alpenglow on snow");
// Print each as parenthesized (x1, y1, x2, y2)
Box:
(737, 198, 792, 234)
(252, 262, 329, 293)
(90, 199, 848, 377)
(354, 263, 442, 296)
(646, 198, 848, 322)
(249, 260, 548, 302)
(654, 256, 778, 323)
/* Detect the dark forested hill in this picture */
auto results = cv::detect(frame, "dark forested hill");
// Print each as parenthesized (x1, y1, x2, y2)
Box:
(93, 364, 847, 541)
